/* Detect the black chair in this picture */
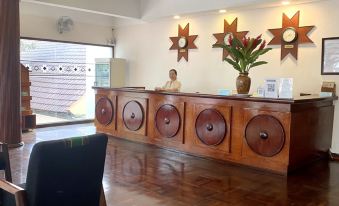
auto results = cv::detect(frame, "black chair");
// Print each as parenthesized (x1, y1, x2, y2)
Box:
(0, 133, 108, 206)
(0, 142, 12, 182)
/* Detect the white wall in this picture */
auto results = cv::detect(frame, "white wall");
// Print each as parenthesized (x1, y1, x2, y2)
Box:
(28, 0, 141, 19)
(140, 0, 261, 20)
(140, 0, 315, 20)
(114, 0, 339, 153)
(20, 13, 113, 45)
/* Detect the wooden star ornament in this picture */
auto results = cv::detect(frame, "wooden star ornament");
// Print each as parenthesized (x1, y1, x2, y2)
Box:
(169, 23, 198, 62)
(213, 18, 249, 60)
(268, 11, 315, 60)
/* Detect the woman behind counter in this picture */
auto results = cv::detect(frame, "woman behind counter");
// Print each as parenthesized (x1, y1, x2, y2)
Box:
(155, 69, 182, 92)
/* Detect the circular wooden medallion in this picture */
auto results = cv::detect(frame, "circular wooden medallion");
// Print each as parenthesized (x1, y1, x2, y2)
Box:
(245, 115, 285, 157)
(123, 101, 144, 131)
(155, 104, 181, 138)
(195, 109, 226, 146)
(121, 156, 143, 183)
(95, 97, 114, 126)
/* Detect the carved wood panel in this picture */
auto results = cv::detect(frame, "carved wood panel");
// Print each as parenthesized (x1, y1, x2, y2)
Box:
(242, 109, 290, 164)
(95, 97, 114, 126)
(195, 109, 226, 146)
(95, 92, 117, 134)
(94, 88, 335, 174)
(150, 97, 185, 145)
(118, 96, 148, 137)
(190, 103, 231, 153)
(155, 104, 181, 138)
(245, 115, 285, 157)
(123, 101, 144, 131)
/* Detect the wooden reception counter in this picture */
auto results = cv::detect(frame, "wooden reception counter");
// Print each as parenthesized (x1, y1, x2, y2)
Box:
(94, 87, 336, 174)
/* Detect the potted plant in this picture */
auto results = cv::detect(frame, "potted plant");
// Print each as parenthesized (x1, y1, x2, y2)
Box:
(214, 35, 272, 94)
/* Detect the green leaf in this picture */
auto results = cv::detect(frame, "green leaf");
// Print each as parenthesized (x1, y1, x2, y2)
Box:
(249, 51, 261, 63)
(238, 49, 247, 59)
(214, 44, 238, 61)
(239, 59, 246, 73)
(249, 61, 268, 69)
(213, 43, 227, 49)
(232, 37, 244, 49)
(215, 41, 260, 63)
(216, 38, 272, 73)
(223, 57, 241, 72)
(229, 47, 244, 61)
(249, 48, 271, 63)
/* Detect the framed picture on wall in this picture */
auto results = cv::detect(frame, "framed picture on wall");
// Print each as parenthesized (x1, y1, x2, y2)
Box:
(322, 37, 339, 75)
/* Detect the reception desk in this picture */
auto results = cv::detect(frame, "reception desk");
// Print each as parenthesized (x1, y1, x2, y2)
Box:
(94, 87, 336, 174)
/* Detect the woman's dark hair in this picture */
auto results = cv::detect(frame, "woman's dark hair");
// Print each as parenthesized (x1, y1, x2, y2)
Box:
(169, 69, 177, 76)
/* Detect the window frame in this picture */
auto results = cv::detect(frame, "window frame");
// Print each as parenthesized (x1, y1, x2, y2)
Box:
(20, 36, 114, 127)
(21, 36, 114, 57)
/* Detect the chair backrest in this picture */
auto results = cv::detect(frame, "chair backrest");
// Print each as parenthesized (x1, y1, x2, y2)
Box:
(25, 134, 108, 206)
(0, 142, 12, 182)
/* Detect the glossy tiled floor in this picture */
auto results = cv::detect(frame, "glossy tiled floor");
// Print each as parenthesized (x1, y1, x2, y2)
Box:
(7, 124, 339, 206)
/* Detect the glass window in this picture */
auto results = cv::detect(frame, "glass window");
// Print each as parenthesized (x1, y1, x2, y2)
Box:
(20, 38, 113, 125)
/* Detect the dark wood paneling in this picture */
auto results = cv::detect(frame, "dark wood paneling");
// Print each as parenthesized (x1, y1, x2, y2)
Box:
(289, 106, 335, 170)
(187, 103, 232, 156)
(95, 97, 114, 126)
(21, 64, 36, 131)
(241, 109, 291, 173)
(94, 90, 117, 136)
(0, 0, 22, 146)
(245, 115, 285, 157)
(195, 109, 226, 146)
(155, 104, 181, 138)
(117, 96, 148, 137)
(94, 88, 335, 174)
(149, 95, 185, 147)
(123, 101, 144, 131)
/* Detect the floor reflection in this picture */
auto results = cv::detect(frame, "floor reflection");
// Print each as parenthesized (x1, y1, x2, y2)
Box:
(105, 145, 185, 187)
(5, 123, 339, 206)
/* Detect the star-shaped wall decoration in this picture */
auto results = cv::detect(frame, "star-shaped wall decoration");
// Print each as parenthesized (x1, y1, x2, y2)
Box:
(268, 11, 315, 60)
(169, 23, 198, 62)
(213, 18, 249, 60)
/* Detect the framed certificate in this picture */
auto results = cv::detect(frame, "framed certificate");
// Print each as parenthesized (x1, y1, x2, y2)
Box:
(264, 79, 279, 98)
(279, 78, 293, 99)
(321, 37, 339, 75)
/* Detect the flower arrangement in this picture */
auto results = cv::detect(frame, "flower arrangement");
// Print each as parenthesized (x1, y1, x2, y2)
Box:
(214, 34, 272, 74)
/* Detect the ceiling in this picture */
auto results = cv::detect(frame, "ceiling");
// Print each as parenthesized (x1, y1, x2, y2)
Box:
(20, 0, 325, 27)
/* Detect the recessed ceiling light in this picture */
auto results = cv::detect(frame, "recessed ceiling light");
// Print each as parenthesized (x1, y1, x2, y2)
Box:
(219, 9, 227, 13)
(282, 1, 290, 5)
(173, 15, 181, 19)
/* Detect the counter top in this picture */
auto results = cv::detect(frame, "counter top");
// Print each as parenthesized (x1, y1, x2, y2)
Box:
(93, 87, 338, 104)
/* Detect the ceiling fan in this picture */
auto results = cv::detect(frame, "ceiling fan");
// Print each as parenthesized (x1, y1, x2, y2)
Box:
(57, 16, 74, 34)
